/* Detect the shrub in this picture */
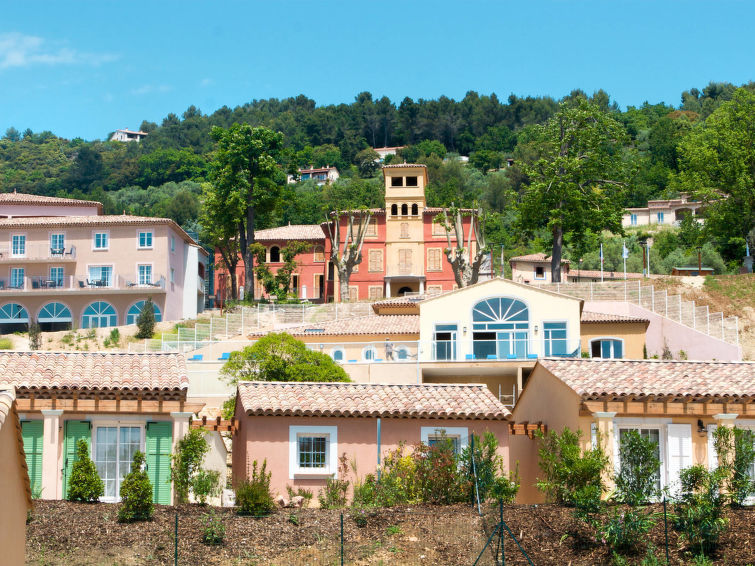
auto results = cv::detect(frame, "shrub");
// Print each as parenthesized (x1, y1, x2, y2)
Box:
(373, 444, 419, 506)
(599, 507, 657, 553)
(104, 328, 120, 348)
(67, 439, 104, 502)
(318, 455, 349, 509)
(614, 430, 661, 505)
(413, 436, 464, 504)
(191, 469, 221, 505)
(714, 425, 755, 506)
(674, 464, 728, 555)
(236, 460, 274, 516)
(460, 432, 520, 504)
(0, 337, 13, 349)
(351, 472, 377, 508)
(201, 510, 225, 545)
(535, 428, 608, 506)
(286, 485, 314, 508)
(490, 464, 520, 504)
(135, 298, 156, 339)
(170, 429, 210, 504)
(118, 451, 154, 522)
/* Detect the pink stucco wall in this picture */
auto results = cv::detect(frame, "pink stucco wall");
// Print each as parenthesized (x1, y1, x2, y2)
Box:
(584, 301, 742, 361)
(232, 412, 510, 499)
(0, 204, 100, 218)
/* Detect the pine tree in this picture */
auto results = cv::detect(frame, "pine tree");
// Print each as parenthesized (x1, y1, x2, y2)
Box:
(118, 451, 154, 522)
(67, 439, 104, 503)
(135, 298, 156, 339)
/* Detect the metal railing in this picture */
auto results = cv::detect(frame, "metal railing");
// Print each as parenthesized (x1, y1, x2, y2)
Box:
(0, 273, 167, 292)
(0, 244, 77, 260)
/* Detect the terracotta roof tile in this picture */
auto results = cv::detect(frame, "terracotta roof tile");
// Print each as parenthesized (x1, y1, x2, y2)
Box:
(510, 253, 571, 264)
(0, 387, 14, 431)
(0, 352, 188, 395)
(0, 192, 101, 209)
(238, 381, 510, 420)
(255, 225, 325, 241)
(537, 358, 755, 400)
(580, 311, 649, 324)
(381, 163, 428, 169)
(249, 314, 419, 337)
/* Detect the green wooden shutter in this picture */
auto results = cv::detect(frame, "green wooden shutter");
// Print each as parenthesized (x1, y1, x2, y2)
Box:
(21, 420, 43, 497)
(62, 420, 91, 499)
(146, 421, 173, 505)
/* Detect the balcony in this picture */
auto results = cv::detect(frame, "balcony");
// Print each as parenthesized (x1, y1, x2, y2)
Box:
(0, 244, 77, 262)
(0, 274, 167, 293)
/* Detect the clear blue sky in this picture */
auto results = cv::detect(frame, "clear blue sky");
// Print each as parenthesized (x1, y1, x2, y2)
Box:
(2, 0, 754, 141)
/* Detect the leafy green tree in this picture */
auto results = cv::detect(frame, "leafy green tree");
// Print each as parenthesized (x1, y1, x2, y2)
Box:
(220, 332, 350, 385)
(205, 124, 285, 301)
(249, 240, 310, 300)
(518, 100, 632, 281)
(200, 182, 242, 300)
(614, 430, 661, 505)
(354, 148, 380, 177)
(67, 439, 104, 503)
(673, 88, 755, 264)
(118, 451, 154, 521)
(170, 429, 210, 504)
(135, 298, 156, 339)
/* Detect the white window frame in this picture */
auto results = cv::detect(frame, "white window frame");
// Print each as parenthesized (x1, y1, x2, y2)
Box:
(87, 264, 114, 287)
(93, 231, 109, 251)
(137, 264, 153, 286)
(137, 231, 153, 249)
(589, 337, 624, 359)
(361, 345, 378, 361)
(11, 234, 26, 257)
(542, 319, 569, 357)
(630, 214, 638, 226)
(49, 232, 65, 255)
(421, 426, 469, 456)
(289, 425, 338, 479)
(613, 418, 671, 494)
(90, 421, 145, 503)
(330, 347, 345, 363)
(534, 266, 546, 280)
(10, 267, 25, 289)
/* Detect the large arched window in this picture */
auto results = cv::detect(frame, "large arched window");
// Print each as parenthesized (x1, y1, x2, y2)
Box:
(126, 300, 163, 325)
(82, 301, 117, 329)
(38, 302, 72, 323)
(269, 246, 281, 263)
(0, 303, 28, 322)
(472, 297, 529, 360)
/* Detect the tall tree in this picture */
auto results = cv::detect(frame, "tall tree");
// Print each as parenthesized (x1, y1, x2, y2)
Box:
(200, 182, 242, 300)
(325, 210, 372, 302)
(518, 100, 631, 282)
(673, 88, 755, 264)
(207, 124, 284, 300)
(436, 206, 488, 287)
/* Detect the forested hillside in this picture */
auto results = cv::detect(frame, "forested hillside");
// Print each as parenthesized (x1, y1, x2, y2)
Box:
(1, 82, 753, 272)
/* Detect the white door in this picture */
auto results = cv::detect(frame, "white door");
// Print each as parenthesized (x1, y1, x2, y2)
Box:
(666, 424, 693, 496)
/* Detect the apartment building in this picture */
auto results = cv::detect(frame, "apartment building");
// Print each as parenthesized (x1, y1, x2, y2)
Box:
(0, 193, 206, 331)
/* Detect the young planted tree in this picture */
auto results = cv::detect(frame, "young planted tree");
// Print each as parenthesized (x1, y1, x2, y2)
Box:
(204, 124, 285, 301)
(67, 439, 104, 503)
(28, 317, 41, 350)
(200, 181, 242, 300)
(519, 99, 632, 282)
(325, 210, 372, 303)
(435, 205, 488, 287)
(118, 451, 154, 522)
(135, 298, 156, 339)
(249, 240, 311, 300)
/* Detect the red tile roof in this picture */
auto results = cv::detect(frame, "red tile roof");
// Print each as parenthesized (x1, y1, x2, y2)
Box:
(237, 381, 510, 420)
(0, 192, 102, 211)
(580, 311, 649, 324)
(371, 298, 422, 314)
(249, 314, 419, 337)
(536, 358, 755, 401)
(255, 225, 325, 241)
(510, 253, 571, 264)
(569, 269, 644, 280)
(0, 352, 188, 396)
(382, 163, 428, 169)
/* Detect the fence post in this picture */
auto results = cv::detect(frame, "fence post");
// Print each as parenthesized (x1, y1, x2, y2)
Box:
(340, 512, 344, 566)
(663, 497, 669, 565)
(499, 499, 505, 565)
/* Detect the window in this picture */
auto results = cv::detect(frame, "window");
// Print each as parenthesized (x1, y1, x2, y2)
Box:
(10, 268, 24, 289)
(656, 212, 664, 224)
(366, 218, 378, 237)
(313, 246, 325, 262)
(535, 266, 545, 280)
(421, 427, 468, 456)
(362, 345, 377, 361)
(630, 214, 637, 226)
(82, 301, 117, 328)
(543, 322, 567, 356)
(390, 204, 398, 216)
(617, 426, 663, 494)
(11, 235, 25, 257)
(391, 176, 403, 187)
(269, 246, 280, 262)
(591, 338, 623, 359)
(368, 285, 383, 300)
(348, 286, 358, 302)
(411, 203, 419, 216)
(398, 249, 412, 274)
(138, 264, 153, 285)
(88, 265, 113, 287)
(38, 302, 72, 324)
(401, 203, 408, 216)
(170, 236, 175, 252)
(94, 425, 142, 501)
(432, 222, 448, 237)
(472, 297, 529, 359)
(0, 303, 28, 322)
(126, 300, 163, 324)
(434, 324, 457, 361)
(94, 232, 109, 249)
(50, 233, 65, 254)
(406, 176, 418, 187)
(400, 222, 410, 239)
(170, 268, 175, 284)
(138, 231, 153, 249)
(427, 248, 442, 271)
(49, 267, 64, 287)
(289, 426, 338, 478)
(330, 348, 345, 362)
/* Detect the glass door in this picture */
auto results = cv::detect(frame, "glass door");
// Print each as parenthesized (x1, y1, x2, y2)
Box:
(94, 425, 142, 501)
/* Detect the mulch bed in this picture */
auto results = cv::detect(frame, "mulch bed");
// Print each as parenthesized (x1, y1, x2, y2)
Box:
(26, 500, 755, 565)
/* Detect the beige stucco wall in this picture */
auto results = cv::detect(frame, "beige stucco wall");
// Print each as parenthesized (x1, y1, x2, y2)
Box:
(0, 406, 29, 566)
(580, 322, 648, 359)
(419, 278, 582, 360)
(233, 414, 509, 502)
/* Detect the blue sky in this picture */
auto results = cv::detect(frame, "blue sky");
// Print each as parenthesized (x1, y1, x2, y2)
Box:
(2, 0, 754, 141)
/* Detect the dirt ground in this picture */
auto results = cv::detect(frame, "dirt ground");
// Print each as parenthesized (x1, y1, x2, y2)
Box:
(25, 500, 755, 565)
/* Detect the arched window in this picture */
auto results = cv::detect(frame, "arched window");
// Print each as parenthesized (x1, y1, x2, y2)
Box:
(472, 297, 529, 360)
(38, 302, 72, 323)
(82, 301, 117, 329)
(411, 203, 419, 216)
(390, 204, 398, 216)
(401, 203, 408, 216)
(330, 348, 345, 362)
(0, 303, 28, 322)
(126, 300, 163, 325)
(313, 245, 325, 262)
(269, 246, 281, 263)
(362, 345, 377, 361)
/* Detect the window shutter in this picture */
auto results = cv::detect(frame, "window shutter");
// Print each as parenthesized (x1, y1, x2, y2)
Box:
(146, 421, 173, 505)
(707, 424, 718, 469)
(666, 424, 693, 495)
(22, 421, 44, 496)
(63, 420, 91, 499)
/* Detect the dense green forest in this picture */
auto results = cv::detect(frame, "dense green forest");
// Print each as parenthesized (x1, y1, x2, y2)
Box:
(1, 82, 753, 273)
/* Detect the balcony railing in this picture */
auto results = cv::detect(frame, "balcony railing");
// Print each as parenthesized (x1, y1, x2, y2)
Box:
(0, 274, 166, 292)
(0, 244, 76, 261)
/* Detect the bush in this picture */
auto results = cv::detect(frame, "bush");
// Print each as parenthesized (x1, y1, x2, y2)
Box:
(350, 466, 377, 508)
(413, 436, 465, 504)
(674, 464, 728, 555)
(460, 432, 520, 504)
(0, 337, 12, 349)
(191, 469, 221, 505)
(318, 455, 349, 509)
(535, 428, 608, 506)
(104, 328, 120, 348)
(118, 451, 154, 522)
(67, 439, 104, 503)
(135, 298, 156, 339)
(714, 425, 755, 506)
(490, 465, 520, 504)
(170, 429, 210, 504)
(599, 507, 657, 553)
(614, 430, 661, 505)
(236, 460, 274, 516)
(286, 485, 313, 507)
(372, 444, 419, 506)
(201, 510, 225, 545)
